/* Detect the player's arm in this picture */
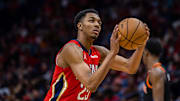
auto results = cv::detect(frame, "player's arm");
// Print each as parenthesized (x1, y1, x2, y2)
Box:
(112, 44, 147, 74)
(150, 68, 165, 101)
(60, 25, 120, 92)
(95, 24, 149, 74)
(95, 45, 145, 74)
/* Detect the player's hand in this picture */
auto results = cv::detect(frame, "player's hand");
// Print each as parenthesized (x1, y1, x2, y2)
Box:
(144, 23, 150, 43)
(138, 23, 150, 48)
(110, 25, 121, 55)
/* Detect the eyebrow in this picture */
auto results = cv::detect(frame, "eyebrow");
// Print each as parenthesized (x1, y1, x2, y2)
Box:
(89, 16, 100, 20)
(89, 17, 102, 23)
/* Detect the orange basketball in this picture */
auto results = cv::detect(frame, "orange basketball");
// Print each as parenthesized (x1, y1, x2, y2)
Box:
(118, 18, 148, 50)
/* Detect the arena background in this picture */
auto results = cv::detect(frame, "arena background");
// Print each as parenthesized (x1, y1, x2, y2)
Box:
(0, 0, 179, 101)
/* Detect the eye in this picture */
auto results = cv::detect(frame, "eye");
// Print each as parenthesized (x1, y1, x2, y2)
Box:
(98, 21, 102, 25)
(88, 19, 94, 23)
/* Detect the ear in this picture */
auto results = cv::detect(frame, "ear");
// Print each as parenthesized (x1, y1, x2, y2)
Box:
(77, 22, 83, 30)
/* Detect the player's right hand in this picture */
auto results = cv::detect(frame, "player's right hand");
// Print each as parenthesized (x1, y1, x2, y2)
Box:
(110, 25, 121, 55)
(142, 23, 150, 46)
(138, 23, 150, 48)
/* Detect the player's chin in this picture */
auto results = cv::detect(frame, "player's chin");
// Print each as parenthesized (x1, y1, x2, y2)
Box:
(89, 33, 98, 39)
(90, 35, 97, 40)
(92, 33, 99, 39)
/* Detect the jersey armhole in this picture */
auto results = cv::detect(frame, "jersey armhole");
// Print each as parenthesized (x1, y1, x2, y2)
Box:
(55, 40, 81, 66)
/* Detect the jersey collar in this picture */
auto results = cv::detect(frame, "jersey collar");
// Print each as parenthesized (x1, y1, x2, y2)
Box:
(74, 39, 92, 55)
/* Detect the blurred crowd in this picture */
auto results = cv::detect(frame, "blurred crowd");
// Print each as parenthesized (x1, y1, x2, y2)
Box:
(0, 0, 180, 101)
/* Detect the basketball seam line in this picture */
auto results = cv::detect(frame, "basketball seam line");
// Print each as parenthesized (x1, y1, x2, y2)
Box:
(119, 31, 143, 45)
(123, 19, 130, 47)
(119, 32, 127, 42)
(123, 20, 141, 48)
(119, 19, 129, 42)
(126, 19, 129, 39)
(130, 21, 141, 40)
(132, 32, 147, 42)
(129, 21, 141, 49)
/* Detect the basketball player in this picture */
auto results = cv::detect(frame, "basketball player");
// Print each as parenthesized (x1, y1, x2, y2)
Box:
(143, 38, 170, 101)
(44, 9, 149, 101)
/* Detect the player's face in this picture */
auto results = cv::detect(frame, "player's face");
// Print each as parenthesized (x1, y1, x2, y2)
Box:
(80, 13, 102, 39)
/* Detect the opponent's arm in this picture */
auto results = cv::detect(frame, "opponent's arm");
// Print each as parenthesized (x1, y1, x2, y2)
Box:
(150, 68, 165, 101)
(60, 25, 120, 92)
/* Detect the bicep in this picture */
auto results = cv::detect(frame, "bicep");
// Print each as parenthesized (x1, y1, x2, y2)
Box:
(62, 44, 92, 84)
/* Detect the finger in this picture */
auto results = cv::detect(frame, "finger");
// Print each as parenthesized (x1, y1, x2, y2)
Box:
(115, 25, 119, 36)
(115, 32, 121, 44)
(144, 23, 147, 27)
(112, 25, 118, 33)
(146, 30, 150, 36)
(117, 33, 121, 41)
(115, 26, 119, 38)
(144, 33, 149, 44)
(146, 27, 150, 31)
(144, 23, 150, 31)
(111, 24, 119, 39)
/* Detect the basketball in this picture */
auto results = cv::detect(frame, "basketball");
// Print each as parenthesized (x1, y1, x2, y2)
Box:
(118, 18, 148, 50)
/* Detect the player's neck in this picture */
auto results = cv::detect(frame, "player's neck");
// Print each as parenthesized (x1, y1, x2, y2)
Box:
(77, 33, 94, 52)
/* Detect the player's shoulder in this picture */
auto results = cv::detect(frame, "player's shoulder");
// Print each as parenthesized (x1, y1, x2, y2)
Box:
(61, 42, 83, 56)
(61, 42, 84, 62)
(151, 67, 165, 78)
(64, 42, 81, 51)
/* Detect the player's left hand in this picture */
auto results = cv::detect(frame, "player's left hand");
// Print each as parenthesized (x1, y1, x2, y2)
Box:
(138, 23, 150, 48)
(110, 24, 121, 55)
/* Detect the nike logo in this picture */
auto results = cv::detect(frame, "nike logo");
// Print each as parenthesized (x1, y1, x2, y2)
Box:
(90, 55, 98, 58)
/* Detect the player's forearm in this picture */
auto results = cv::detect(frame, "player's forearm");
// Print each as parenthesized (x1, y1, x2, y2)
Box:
(127, 45, 145, 74)
(87, 52, 115, 92)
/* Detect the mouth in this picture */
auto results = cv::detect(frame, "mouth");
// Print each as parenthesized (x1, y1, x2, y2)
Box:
(93, 29, 99, 35)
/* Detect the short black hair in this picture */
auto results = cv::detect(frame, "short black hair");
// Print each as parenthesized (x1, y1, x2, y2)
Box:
(145, 38, 163, 57)
(73, 9, 99, 30)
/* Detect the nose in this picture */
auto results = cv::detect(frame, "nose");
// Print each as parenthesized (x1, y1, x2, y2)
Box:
(94, 21, 100, 29)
